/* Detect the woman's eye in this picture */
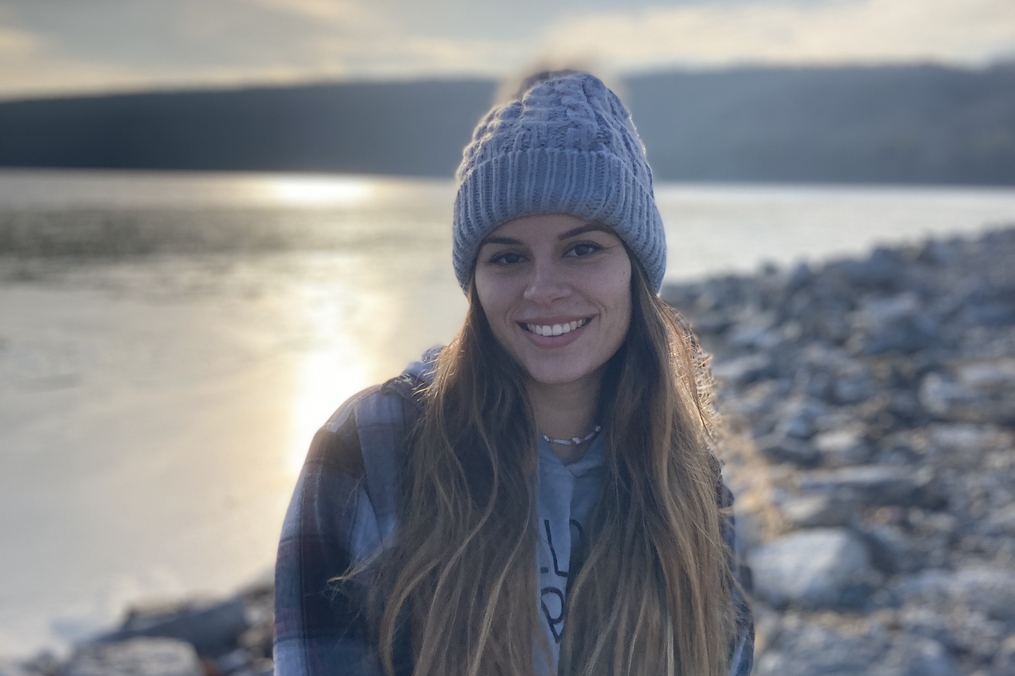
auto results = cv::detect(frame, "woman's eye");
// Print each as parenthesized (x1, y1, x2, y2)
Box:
(567, 242, 603, 257)
(489, 251, 524, 265)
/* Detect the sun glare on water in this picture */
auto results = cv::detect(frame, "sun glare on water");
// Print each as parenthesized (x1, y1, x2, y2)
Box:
(286, 279, 376, 475)
(267, 175, 376, 208)
(288, 348, 370, 475)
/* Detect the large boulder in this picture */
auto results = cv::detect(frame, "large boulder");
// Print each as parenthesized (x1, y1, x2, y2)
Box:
(712, 353, 776, 386)
(919, 360, 1015, 425)
(101, 597, 248, 654)
(877, 636, 961, 676)
(779, 493, 856, 529)
(0, 661, 32, 676)
(796, 465, 940, 508)
(995, 635, 1015, 676)
(812, 427, 871, 467)
(65, 638, 203, 676)
(753, 623, 888, 676)
(897, 567, 1015, 623)
(756, 622, 959, 676)
(750, 528, 876, 608)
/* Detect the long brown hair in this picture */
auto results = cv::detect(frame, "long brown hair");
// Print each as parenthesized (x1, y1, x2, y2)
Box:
(367, 258, 735, 676)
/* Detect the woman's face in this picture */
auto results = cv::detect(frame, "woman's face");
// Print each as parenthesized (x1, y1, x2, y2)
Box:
(474, 213, 633, 389)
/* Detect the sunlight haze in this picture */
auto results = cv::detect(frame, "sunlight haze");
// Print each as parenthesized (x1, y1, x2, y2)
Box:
(1, 0, 1013, 99)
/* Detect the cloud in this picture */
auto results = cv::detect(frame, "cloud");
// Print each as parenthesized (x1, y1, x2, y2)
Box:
(232, 0, 374, 24)
(0, 0, 534, 98)
(0, 26, 41, 56)
(539, 0, 1015, 68)
(1, 0, 1013, 99)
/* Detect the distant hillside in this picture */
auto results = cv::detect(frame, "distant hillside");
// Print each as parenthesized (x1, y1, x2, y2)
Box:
(0, 79, 497, 177)
(2, 65, 1014, 185)
(625, 65, 1015, 185)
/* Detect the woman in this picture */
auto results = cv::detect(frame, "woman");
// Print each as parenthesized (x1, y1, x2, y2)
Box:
(274, 71, 754, 676)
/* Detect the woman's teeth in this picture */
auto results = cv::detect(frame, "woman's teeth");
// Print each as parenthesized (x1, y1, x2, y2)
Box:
(525, 318, 589, 336)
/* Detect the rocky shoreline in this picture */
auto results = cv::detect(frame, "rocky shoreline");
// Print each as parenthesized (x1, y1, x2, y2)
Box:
(663, 225, 1015, 676)
(3, 225, 1013, 676)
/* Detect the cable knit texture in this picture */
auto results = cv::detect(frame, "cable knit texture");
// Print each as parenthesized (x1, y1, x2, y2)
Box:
(453, 72, 667, 292)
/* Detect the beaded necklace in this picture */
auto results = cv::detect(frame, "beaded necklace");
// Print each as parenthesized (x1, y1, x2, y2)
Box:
(541, 424, 602, 447)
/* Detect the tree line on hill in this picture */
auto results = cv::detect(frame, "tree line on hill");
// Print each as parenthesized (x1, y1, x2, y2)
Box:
(1, 64, 1014, 185)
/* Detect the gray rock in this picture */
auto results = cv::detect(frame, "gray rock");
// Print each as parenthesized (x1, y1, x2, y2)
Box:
(726, 311, 781, 351)
(949, 569, 1015, 623)
(994, 635, 1015, 676)
(213, 649, 250, 675)
(785, 262, 813, 293)
(66, 638, 203, 676)
(917, 238, 961, 266)
(688, 310, 732, 335)
(18, 653, 60, 676)
(816, 312, 852, 344)
(863, 524, 923, 574)
(813, 428, 872, 467)
(943, 610, 1008, 664)
(832, 376, 874, 404)
(928, 423, 1009, 453)
(753, 622, 889, 676)
(850, 293, 941, 355)
(712, 353, 775, 386)
(775, 397, 828, 439)
(757, 434, 820, 467)
(750, 528, 876, 608)
(830, 248, 907, 288)
(878, 636, 959, 676)
(888, 391, 925, 421)
(957, 358, 1015, 392)
(984, 503, 1015, 536)
(898, 602, 1009, 664)
(897, 568, 1015, 622)
(920, 372, 984, 420)
(797, 465, 937, 507)
(859, 317, 940, 355)
(103, 597, 248, 654)
(780, 493, 856, 528)
(231, 660, 274, 676)
(858, 293, 922, 324)
(898, 606, 952, 647)
(920, 362, 1015, 424)
(751, 605, 783, 655)
(0, 660, 32, 676)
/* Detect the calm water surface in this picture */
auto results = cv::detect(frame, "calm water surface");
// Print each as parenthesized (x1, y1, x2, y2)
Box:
(1, 169, 1013, 655)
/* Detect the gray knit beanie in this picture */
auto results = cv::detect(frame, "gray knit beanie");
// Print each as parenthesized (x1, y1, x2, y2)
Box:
(452, 71, 666, 293)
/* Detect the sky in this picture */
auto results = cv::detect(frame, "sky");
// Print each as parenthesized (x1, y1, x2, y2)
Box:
(1, 0, 1014, 99)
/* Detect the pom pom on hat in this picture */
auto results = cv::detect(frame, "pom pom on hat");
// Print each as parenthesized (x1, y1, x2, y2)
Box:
(452, 71, 667, 293)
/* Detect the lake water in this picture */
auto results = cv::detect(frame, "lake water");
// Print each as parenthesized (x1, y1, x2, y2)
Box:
(1, 169, 1014, 656)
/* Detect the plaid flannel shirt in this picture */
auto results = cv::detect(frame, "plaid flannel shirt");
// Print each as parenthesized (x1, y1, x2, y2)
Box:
(274, 373, 754, 676)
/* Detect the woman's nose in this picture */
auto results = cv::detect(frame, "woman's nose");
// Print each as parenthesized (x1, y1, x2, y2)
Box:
(523, 259, 571, 304)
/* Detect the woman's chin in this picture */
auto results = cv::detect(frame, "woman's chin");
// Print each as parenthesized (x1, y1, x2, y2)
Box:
(521, 361, 601, 390)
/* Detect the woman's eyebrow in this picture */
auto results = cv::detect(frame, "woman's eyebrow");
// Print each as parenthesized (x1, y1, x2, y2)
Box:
(558, 222, 614, 240)
(481, 236, 523, 246)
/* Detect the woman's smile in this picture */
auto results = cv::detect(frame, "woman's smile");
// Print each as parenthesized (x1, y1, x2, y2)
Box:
(520, 317, 591, 337)
(474, 213, 632, 388)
